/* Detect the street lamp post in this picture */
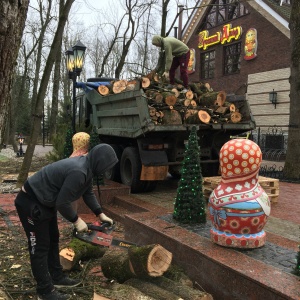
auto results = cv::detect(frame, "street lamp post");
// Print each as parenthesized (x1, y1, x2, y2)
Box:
(65, 40, 87, 133)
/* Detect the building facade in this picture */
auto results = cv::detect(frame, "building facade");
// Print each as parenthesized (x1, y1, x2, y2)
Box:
(181, 0, 291, 136)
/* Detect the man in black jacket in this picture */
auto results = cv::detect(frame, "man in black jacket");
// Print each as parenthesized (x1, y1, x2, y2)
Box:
(15, 144, 118, 300)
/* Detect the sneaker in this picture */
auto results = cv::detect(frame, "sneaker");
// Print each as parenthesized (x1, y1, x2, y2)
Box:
(37, 289, 71, 300)
(53, 276, 81, 289)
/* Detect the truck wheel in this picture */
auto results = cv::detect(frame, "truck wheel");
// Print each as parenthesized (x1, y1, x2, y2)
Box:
(120, 147, 145, 193)
(104, 144, 122, 182)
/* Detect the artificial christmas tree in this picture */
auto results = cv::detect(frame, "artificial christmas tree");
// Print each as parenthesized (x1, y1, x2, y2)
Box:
(173, 126, 206, 224)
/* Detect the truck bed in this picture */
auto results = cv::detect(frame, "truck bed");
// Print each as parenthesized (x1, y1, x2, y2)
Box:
(85, 88, 256, 139)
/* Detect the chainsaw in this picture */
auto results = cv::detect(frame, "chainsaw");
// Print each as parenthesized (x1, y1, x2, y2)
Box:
(73, 221, 136, 249)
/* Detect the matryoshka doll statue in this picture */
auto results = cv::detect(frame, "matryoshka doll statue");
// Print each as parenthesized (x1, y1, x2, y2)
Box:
(208, 139, 270, 248)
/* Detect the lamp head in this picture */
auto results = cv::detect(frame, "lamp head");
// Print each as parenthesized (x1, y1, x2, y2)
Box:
(72, 40, 87, 75)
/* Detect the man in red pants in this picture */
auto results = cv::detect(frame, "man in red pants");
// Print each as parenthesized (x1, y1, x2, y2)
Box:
(152, 35, 190, 92)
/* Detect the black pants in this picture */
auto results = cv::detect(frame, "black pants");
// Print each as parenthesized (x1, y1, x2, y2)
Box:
(15, 190, 64, 295)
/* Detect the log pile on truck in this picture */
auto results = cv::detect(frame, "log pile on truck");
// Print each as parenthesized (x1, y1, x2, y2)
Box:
(94, 74, 243, 126)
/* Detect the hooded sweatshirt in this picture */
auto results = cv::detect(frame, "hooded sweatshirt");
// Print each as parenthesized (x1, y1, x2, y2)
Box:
(152, 35, 189, 71)
(26, 144, 118, 222)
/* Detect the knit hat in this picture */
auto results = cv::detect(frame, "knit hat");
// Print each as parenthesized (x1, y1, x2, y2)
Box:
(70, 132, 90, 157)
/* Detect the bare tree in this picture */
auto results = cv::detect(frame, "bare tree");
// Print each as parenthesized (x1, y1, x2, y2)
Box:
(17, 0, 75, 186)
(284, 0, 300, 179)
(49, 0, 64, 142)
(0, 0, 30, 145)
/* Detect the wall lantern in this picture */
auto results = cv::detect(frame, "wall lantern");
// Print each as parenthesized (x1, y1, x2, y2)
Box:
(269, 89, 278, 109)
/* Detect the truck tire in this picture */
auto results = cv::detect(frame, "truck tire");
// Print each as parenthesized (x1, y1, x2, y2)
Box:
(120, 147, 145, 193)
(104, 144, 123, 182)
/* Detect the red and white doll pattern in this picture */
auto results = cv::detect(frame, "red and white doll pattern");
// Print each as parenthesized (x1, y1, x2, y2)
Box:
(208, 139, 270, 248)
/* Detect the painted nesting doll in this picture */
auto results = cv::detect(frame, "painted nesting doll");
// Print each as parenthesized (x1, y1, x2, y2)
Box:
(208, 139, 270, 248)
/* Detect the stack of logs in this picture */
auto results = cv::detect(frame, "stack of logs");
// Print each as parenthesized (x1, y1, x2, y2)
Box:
(96, 73, 242, 126)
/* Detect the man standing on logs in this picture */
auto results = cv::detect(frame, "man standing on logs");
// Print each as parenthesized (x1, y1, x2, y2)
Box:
(152, 35, 190, 93)
(14, 144, 118, 300)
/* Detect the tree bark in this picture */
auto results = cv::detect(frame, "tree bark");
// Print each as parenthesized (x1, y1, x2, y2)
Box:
(59, 238, 107, 271)
(284, 0, 300, 179)
(101, 244, 172, 283)
(0, 0, 30, 144)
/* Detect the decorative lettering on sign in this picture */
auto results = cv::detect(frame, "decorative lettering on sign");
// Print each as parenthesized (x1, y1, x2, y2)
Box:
(198, 24, 242, 50)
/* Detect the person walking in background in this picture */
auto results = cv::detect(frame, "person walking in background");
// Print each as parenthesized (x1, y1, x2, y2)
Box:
(152, 35, 190, 92)
(15, 144, 118, 300)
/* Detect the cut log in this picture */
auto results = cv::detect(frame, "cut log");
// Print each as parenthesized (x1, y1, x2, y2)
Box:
(128, 244, 172, 277)
(171, 88, 180, 97)
(215, 91, 226, 106)
(93, 282, 156, 300)
(204, 82, 212, 91)
(199, 92, 219, 106)
(161, 92, 177, 106)
(198, 110, 211, 124)
(190, 100, 197, 107)
(161, 109, 182, 125)
(101, 244, 172, 283)
(141, 77, 151, 88)
(148, 106, 157, 117)
(163, 264, 193, 287)
(125, 80, 137, 91)
(185, 109, 198, 119)
(230, 111, 242, 123)
(98, 85, 110, 96)
(59, 238, 106, 271)
(112, 80, 127, 93)
(214, 106, 229, 114)
(125, 278, 184, 300)
(148, 276, 214, 300)
(185, 90, 194, 100)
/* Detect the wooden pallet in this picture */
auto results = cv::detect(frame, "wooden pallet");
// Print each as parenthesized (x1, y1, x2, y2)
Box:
(202, 176, 279, 203)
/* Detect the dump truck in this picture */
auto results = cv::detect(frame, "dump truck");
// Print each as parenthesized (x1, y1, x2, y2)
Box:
(75, 77, 256, 193)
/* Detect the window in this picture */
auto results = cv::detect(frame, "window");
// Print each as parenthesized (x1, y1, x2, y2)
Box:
(200, 0, 249, 30)
(201, 50, 215, 79)
(224, 43, 241, 75)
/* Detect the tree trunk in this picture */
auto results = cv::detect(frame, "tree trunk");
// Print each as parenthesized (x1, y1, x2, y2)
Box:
(49, 0, 64, 144)
(124, 278, 183, 300)
(284, 0, 300, 179)
(101, 244, 172, 283)
(0, 0, 30, 145)
(17, 0, 75, 187)
(59, 238, 107, 271)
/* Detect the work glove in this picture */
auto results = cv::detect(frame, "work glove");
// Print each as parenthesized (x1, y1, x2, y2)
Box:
(163, 71, 169, 79)
(73, 217, 88, 232)
(99, 213, 114, 225)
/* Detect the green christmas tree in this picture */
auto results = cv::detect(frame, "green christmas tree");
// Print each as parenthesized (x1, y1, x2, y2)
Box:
(173, 126, 206, 224)
(63, 127, 74, 158)
(295, 246, 300, 276)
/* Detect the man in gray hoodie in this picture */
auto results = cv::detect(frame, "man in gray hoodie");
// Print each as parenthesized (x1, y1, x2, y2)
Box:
(152, 35, 190, 92)
(15, 144, 118, 300)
